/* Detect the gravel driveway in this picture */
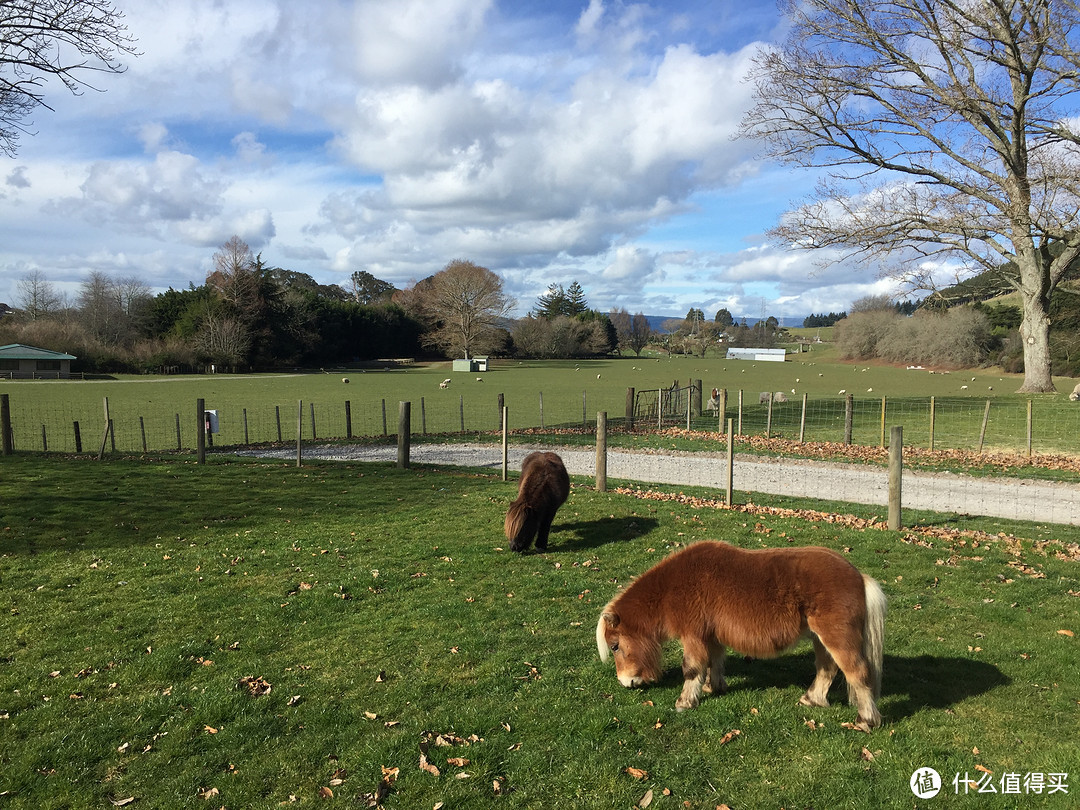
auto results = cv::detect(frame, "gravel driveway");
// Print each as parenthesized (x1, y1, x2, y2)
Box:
(234, 442, 1080, 528)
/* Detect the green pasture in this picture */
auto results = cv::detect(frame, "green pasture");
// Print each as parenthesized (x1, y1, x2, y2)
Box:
(1, 455, 1077, 808)
(2, 352, 1080, 455)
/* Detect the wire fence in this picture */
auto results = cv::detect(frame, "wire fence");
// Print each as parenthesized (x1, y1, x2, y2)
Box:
(2, 385, 1079, 458)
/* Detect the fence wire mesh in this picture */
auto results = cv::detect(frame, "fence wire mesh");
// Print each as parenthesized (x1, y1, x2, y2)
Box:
(2, 386, 1079, 458)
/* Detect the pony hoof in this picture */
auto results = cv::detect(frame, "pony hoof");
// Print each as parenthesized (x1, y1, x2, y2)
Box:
(798, 693, 829, 708)
(675, 699, 698, 712)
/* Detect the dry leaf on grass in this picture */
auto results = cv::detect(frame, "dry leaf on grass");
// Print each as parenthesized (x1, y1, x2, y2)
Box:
(446, 757, 470, 767)
(109, 799, 136, 807)
(626, 767, 649, 780)
(419, 753, 440, 777)
(198, 787, 219, 799)
(718, 729, 741, 746)
(318, 786, 333, 799)
(638, 788, 654, 808)
(1058, 629, 1075, 637)
(238, 675, 271, 697)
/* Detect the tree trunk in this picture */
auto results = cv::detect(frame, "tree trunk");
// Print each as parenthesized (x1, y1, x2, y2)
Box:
(1017, 302, 1054, 392)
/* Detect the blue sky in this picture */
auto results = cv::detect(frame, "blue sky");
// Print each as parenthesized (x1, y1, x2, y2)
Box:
(0, 0, 901, 322)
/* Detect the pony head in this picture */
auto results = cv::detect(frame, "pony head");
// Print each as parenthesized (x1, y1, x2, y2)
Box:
(596, 608, 661, 688)
(504, 502, 538, 551)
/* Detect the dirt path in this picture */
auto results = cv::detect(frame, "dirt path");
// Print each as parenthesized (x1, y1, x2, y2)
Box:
(234, 443, 1080, 528)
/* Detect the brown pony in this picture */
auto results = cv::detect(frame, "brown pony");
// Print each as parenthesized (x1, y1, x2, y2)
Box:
(505, 451, 570, 552)
(596, 541, 887, 729)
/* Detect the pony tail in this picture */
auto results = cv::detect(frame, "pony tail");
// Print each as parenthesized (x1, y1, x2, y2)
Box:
(861, 574, 887, 699)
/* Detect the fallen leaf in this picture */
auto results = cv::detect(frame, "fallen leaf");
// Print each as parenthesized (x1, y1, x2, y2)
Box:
(318, 786, 333, 799)
(1058, 629, 1075, 637)
(198, 787, 219, 799)
(204, 725, 218, 735)
(860, 747, 874, 761)
(238, 676, 271, 697)
(447, 757, 470, 767)
(287, 695, 302, 706)
(626, 767, 649, 780)
(109, 798, 136, 807)
(363, 711, 377, 720)
(638, 788, 654, 808)
(718, 729, 741, 746)
(419, 753, 440, 777)
(841, 722, 870, 733)
(976, 764, 993, 775)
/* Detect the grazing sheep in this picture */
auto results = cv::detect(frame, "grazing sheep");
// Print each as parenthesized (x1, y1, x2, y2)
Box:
(1071, 383, 1080, 402)
(439, 379, 450, 389)
(774, 391, 788, 403)
(342, 378, 350, 383)
(759, 391, 772, 404)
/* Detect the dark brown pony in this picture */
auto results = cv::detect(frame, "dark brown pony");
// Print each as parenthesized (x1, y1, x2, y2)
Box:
(596, 541, 886, 729)
(505, 451, 570, 552)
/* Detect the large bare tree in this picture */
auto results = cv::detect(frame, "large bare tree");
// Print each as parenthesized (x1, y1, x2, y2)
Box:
(741, 0, 1080, 392)
(16, 269, 63, 319)
(404, 259, 514, 359)
(0, 0, 138, 157)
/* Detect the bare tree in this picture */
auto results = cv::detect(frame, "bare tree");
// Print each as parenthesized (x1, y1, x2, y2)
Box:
(628, 312, 652, 356)
(741, 0, 1080, 392)
(406, 259, 514, 358)
(0, 0, 138, 157)
(16, 269, 63, 319)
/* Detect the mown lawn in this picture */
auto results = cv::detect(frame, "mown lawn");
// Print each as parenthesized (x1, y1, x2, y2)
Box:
(1, 454, 1078, 808)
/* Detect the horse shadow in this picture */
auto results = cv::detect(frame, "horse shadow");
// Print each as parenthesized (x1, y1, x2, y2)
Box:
(551, 516, 660, 552)
(658, 652, 1009, 721)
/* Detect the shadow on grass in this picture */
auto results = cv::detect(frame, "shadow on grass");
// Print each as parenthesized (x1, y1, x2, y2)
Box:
(552, 516, 660, 552)
(653, 651, 1009, 721)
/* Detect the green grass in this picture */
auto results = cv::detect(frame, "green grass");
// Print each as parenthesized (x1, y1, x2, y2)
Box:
(1, 455, 1078, 808)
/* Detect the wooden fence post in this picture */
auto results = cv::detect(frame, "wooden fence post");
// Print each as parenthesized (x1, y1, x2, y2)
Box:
(799, 393, 808, 443)
(397, 401, 411, 469)
(243, 408, 249, 445)
(844, 393, 853, 445)
(737, 390, 743, 435)
(596, 411, 607, 492)
(888, 425, 903, 530)
(345, 400, 352, 439)
(74, 420, 83, 453)
(929, 396, 936, 451)
(718, 388, 727, 434)
(0, 394, 11, 455)
(501, 406, 508, 482)
(381, 399, 387, 436)
(725, 418, 735, 506)
(765, 394, 774, 439)
(626, 387, 635, 431)
(978, 400, 990, 453)
(879, 396, 886, 448)
(196, 398, 206, 464)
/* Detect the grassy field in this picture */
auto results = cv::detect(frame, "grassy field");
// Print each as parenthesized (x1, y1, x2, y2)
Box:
(3, 351, 1080, 456)
(1, 454, 1078, 808)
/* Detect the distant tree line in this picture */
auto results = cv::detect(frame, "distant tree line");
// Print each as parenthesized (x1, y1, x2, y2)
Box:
(803, 312, 847, 328)
(0, 240, 662, 371)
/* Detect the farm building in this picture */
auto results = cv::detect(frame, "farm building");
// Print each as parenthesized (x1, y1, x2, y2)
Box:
(0, 344, 77, 379)
(726, 348, 786, 362)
